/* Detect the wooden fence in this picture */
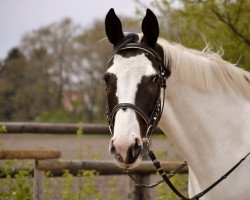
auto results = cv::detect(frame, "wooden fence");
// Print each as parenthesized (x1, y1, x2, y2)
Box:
(0, 122, 164, 134)
(0, 149, 188, 200)
(0, 122, 187, 200)
(0, 149, 61, 200)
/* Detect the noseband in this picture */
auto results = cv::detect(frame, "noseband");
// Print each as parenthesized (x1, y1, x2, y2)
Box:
(105, 33, 170, 141)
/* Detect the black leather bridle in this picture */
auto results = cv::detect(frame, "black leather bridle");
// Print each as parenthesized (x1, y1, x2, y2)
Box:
(105, 33, 250, 200)
(105, 33, 170, 140)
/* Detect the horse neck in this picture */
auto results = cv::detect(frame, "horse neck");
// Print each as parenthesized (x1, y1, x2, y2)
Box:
(159, 75, 250, 179)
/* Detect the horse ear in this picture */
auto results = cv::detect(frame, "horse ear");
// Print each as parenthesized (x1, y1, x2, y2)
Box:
(141, 9, 159, 47)
(105, 8, 124, 46)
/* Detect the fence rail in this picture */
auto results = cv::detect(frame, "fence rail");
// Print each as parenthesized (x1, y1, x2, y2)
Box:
(0, 149, 61, 160)
(0, 122, 183, 200)
(37, 160, 188, 175)
(0, 160, 188, 177)
(0, 122, 164, 134)
(0, 149, 188, 200)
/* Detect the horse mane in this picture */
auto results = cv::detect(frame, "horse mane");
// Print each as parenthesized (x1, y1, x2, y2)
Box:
(157, 38, 250, 101)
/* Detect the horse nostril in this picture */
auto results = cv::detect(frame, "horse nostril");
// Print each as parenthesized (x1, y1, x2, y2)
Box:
(126, 142, 142, 164)
(110, 140, 116, 155)
(110, 145, 116, 155)
(135, 138, 140, 145)
(132, 141, 142, 157)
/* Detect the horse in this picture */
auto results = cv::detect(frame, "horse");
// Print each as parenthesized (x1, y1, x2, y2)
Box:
(103, 8, 250, 200)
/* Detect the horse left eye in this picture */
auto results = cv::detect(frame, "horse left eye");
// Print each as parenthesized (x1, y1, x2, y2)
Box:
(151, 75, 159, 83)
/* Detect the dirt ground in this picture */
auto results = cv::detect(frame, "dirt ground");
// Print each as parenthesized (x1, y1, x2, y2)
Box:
(1, 133, 184, 200)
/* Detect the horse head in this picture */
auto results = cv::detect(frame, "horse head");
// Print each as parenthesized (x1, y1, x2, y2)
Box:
(104, 8, 170, 169)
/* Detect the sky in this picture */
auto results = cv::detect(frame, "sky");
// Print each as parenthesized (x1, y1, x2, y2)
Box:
(0, 0, 152, 60)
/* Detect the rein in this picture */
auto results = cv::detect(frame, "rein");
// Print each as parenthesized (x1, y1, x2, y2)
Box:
(105, 33, 250, 200)
(142, 139, 250, 200)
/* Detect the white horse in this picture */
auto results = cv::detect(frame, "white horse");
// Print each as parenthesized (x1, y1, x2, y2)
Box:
(104, 8, 250, 199)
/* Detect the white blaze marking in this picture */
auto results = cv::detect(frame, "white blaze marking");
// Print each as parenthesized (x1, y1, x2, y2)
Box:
(108, 53, 156, 161)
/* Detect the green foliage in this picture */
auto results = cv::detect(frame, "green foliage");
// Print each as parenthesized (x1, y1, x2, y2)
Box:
(0, 48, 60, 121)
(0, 125, 6, 149)
(60, 170, 78, 200)
(11, 170, 33, 200)
(0, 18, 111, 122)
(0, 159, 189, 200)
(76, 124, 84, 159)
(108, 177, 119, 200)
(56, 169, 102, 200)
(78, 170, 101, 200)
(36, 109, 76, 123)
(43, 171, 57, 200)
(0, 1, 249, 122)
(0, 125, 7, 133)
(156, 174, 188, 200)
(0, 160, 104, 200)
(0, 160, 33, 200)
(136, 0, 250, 71)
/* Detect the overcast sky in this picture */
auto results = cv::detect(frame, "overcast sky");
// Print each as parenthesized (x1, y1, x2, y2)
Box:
(0, 0, 152, 60)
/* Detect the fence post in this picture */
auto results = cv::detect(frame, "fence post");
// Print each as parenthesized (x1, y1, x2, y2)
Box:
(129, 174, 150, 200)
(33, 160, 44, 200)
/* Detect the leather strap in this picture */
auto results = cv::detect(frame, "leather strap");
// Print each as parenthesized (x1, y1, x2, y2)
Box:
(111, 103, 150, 127)
(144, 139, 250, 200)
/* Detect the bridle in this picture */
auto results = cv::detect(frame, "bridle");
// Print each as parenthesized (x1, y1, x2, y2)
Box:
(105, 33, 170, 141)
(105, 33, 250, 200)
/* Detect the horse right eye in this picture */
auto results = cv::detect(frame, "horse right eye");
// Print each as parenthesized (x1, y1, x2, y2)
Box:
(103, 73, 110, 84)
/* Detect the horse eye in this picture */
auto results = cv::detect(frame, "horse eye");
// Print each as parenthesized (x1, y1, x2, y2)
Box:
(103, 73, 110, 84)
(151, 75, 159, 83)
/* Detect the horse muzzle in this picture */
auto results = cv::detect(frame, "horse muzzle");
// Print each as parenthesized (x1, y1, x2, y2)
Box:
(109, 138, 143, 168)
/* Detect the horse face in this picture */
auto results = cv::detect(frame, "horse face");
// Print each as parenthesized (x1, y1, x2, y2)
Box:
(104, 9, 162, 169)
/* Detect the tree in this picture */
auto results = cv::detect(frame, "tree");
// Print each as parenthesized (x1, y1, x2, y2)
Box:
(73, 17, 141, 122)
(0, 16, 140, 122)
(21, 18, 82, 107)
(0, 47, 62, 121)
(71, 20, 111, 122)
(0, 48, 26, 120)
(20, 18, 110, 122)
(135, 0, 250, 70)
